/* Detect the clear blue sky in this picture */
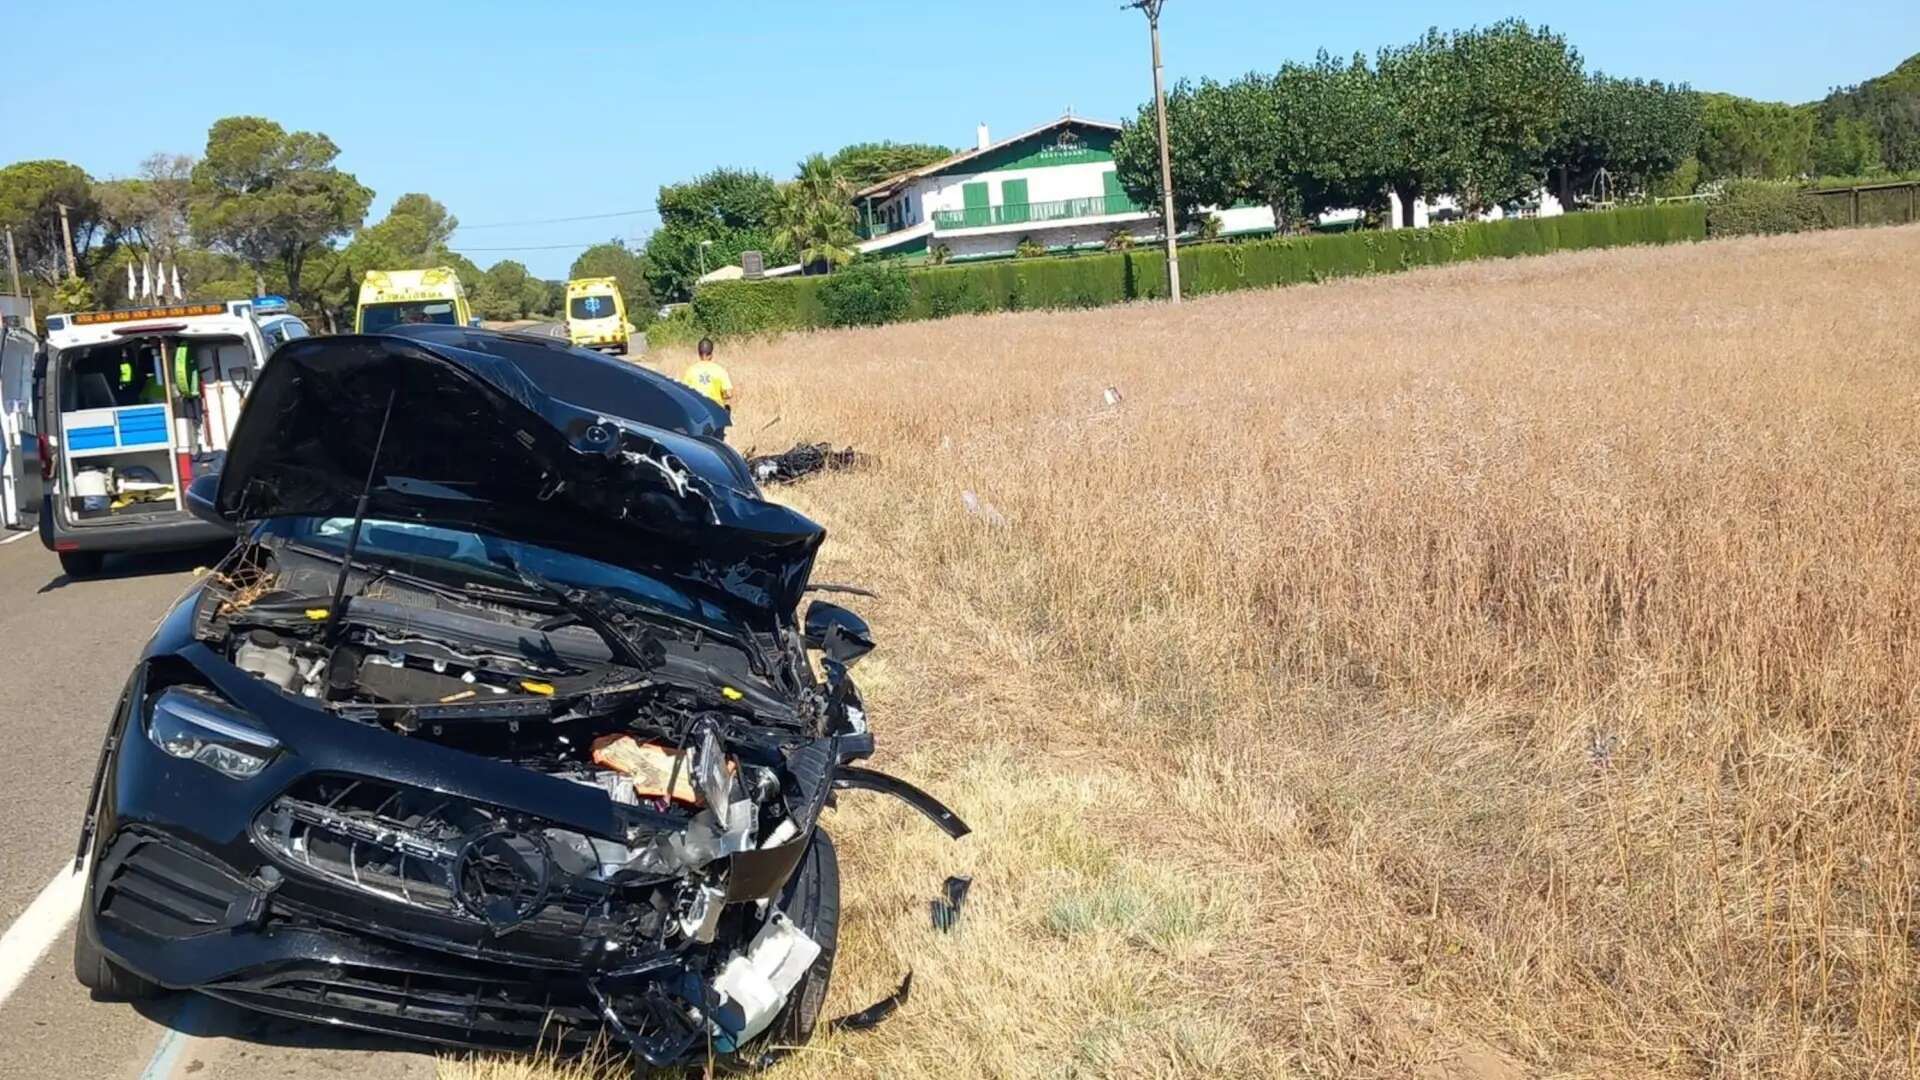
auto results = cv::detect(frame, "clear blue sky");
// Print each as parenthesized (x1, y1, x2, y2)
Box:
(5, 0, 1914, 278)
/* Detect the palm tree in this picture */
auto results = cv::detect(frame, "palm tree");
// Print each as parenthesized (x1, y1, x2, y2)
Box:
(775, 155, 859, 273)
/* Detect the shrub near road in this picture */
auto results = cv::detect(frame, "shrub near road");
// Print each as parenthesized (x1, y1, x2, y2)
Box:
(449, 226, 1920, 1080)
(694, 203, 1707, 336)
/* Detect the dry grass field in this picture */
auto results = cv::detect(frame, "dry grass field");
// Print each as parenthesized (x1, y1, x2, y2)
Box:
(447, 225, 1920, 1080)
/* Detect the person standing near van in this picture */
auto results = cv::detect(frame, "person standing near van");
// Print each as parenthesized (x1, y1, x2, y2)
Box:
(681, 338, 733, 412)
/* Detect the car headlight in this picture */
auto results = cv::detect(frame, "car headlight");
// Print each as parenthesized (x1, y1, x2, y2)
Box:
(146, 686, 280, 779)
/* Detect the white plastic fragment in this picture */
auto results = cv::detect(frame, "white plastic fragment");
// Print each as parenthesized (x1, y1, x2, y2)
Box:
(708, 911, 822, 1045)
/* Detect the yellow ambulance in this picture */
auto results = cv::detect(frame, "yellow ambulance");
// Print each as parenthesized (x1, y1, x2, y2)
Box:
(564, 277, 630, 354)
(355, 267, 476, 333)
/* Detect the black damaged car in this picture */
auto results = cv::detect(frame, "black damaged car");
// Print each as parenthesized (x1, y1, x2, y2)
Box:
(72, 326, 965, 1070)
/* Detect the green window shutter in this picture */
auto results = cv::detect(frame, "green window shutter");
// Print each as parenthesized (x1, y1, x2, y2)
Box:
(962, 181, 990, 227)
(1102, 171, 1130, 215)
(1001, 179, 1029, 224)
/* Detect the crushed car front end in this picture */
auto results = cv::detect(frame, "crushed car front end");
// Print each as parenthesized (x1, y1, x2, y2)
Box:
(74, 327, 963, 1069)
(82, 633, 847, 1063)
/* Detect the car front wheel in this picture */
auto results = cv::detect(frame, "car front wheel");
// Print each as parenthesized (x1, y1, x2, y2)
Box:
(756, 829, 841, 1053)
(73, 917, 163, 1001)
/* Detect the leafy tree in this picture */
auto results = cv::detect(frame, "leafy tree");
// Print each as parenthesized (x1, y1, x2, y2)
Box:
(1113, 77, 1257, 223)
(96, 153, 196, 263)
(642, 168, 788, 302)
(1451, 21, 1584, 208)
(773, 155, 859, 272)
(1120, 24, 1578, 231)
(1697, 93, 1813, 180)
(362, 193, 458, 256)
(568, 241, 654, 323)
(0, 160, 106, 284)
(1372, 29, 1470, 224)
(51, 275, 96, 313)
(1813, 54, 1918, 173)
(473, 259, 546, 320)
(826, 141, 952, 190)
(306, 193, 465, 330)
(1115, 35, 1434, 229)
(173, 248, 258, 304)
(1377, 21, 1583, 221)
(190, 116, 371, 304)
(1547, 75, 1703, 204)
(1810, 116, 1883, 177)
(657, 167, 785, 229)
(1269, 54, 1395, 224)
(1650, 156, 1704, 198)
(440, 251, 486, 297)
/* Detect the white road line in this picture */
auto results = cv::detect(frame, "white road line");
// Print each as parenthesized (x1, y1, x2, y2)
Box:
(0, 863, 85, 1007)
(0, 529, 34, 545)
(139, 995, 208, 1080)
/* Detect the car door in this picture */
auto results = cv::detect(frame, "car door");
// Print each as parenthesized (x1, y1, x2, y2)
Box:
(1, 331, 42, 517)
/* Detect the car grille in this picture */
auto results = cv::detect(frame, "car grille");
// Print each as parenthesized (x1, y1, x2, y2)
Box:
(251, 776, 669, 943)
(95, 829, 253, 939)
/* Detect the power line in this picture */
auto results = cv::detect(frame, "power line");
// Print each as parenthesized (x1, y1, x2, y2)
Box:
(452, 207, 657, 231)
(455, 240, 627, 252)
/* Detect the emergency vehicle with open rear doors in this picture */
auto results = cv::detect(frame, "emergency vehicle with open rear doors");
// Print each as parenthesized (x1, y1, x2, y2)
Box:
(36, 300, 272, 577)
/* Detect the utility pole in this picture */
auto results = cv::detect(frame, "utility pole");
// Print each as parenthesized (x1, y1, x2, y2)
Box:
(3, 227, 20, 297)
(56, 203, 79, 280)
(1127, 0, 1181, 303)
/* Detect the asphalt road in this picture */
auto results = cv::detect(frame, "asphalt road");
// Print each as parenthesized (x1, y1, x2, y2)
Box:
(0, 530, 433, 1080)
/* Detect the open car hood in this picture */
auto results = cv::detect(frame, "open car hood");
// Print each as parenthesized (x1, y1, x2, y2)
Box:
(213, 326, 824, 618)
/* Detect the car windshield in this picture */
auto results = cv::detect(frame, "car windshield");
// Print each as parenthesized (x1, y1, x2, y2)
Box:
(260, 516, 744, 634)
(361, 301, 457, 332)
(569, 295, 617, 321)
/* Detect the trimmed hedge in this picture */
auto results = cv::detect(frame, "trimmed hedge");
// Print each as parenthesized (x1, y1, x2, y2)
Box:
(1709, 181, 1828, 236)
(692, 203, 1707, 337)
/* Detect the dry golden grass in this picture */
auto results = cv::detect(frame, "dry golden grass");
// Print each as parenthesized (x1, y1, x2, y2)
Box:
(444, 225, 1920, 1079)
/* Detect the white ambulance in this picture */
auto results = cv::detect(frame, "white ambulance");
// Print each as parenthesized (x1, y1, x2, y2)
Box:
(37, 301, 269, 577)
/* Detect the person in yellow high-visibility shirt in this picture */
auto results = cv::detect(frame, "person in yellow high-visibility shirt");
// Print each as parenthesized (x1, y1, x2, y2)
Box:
(681, 337, 734, 412)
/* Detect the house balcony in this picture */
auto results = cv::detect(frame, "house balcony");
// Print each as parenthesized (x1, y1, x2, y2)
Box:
(932, 194, 1148, 233)
(856, 218, 911, 241)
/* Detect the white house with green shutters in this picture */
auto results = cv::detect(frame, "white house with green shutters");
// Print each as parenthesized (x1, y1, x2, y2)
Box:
(851, 116, 1160, 263)
(715, 112, 1565, 281)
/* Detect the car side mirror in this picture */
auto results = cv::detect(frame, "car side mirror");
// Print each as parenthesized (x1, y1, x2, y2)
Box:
(803, 601, 873, 666)
(184, 472, 230, 529)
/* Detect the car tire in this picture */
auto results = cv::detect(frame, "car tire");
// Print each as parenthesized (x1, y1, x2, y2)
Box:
(73, 918, 163, 1001)
(58, 550, 105, 578)
(757, 829, 841, 1052)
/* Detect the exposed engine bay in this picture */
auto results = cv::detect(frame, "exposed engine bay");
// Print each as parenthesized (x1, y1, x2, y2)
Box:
(169, 528, 923, 1061)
